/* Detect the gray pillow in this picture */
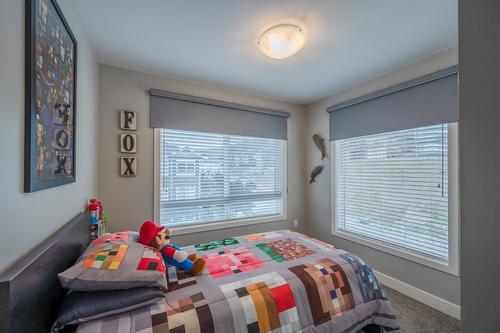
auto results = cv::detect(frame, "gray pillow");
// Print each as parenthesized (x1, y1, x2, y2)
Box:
(51, 287, 165, 332)
(58, 240, 167, 291)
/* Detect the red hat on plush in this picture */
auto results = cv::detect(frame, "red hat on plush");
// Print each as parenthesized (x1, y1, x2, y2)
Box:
(138, 221, 165, 246)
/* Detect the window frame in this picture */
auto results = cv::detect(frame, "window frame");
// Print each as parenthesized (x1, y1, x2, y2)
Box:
(154, 128, 288, 235)
(331, 122, 460, 276)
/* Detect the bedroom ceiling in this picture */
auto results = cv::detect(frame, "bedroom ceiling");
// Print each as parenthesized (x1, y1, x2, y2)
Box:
(75, 0, 457, 105)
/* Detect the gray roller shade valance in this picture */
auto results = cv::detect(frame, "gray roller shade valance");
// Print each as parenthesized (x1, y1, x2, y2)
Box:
(150, 89, 290, 140)
(327, 67, 459, 141)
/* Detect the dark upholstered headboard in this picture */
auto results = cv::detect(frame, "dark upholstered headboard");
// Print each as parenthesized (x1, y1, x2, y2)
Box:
(0, 211, 90, 333)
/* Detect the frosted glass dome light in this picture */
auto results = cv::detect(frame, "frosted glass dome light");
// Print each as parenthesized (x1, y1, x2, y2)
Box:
(257, 24, 306, 59)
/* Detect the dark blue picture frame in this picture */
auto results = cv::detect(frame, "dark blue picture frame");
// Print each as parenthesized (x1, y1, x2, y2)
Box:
(25, 0, 77, 192)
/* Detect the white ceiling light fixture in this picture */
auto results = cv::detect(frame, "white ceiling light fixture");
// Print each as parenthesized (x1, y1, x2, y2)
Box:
(258, 24, 306, 60)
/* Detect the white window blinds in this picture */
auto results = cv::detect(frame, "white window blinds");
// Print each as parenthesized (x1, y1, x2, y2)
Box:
(334, 124, 449, 262)
(160, 129, 285, 227)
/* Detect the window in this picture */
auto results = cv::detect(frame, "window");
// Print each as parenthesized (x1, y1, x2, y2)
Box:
(333, 123, 459, 273)
(156, 129, 286, 231)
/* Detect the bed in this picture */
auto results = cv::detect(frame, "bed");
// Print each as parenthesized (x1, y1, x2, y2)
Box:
(0, 214, 399, 333)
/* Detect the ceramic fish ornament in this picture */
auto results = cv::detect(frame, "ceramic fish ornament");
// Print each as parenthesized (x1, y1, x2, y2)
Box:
(309, 165, 324, 184)
(313, 134, 326, 160)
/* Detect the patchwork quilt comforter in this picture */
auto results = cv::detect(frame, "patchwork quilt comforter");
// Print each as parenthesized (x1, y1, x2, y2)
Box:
(75, 230, 400, 333)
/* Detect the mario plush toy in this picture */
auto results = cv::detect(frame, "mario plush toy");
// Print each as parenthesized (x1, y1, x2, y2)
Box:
(138, 221, 206, 276)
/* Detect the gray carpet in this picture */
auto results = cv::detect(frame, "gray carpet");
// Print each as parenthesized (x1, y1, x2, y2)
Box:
(383, 286, 460, 333)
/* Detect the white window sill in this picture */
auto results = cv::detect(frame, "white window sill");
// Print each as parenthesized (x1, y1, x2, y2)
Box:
(331, 227, 459, 276)
(166, 214, 287, 235)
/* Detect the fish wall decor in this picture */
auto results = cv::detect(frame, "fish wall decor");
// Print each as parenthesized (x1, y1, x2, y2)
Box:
(309, 165, 324, 184)
(313, 134, 326, 160)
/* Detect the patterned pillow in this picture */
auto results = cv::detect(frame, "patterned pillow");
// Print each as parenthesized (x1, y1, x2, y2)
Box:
(58, 240, 167, 292)
(89, 231, 139, 247)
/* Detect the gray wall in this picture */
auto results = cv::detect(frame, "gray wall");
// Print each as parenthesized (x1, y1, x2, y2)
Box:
(459, 0, 500, 330)
(98, 64, 306, 246)
(0, 0, 99, 273)
(304, 48, 461, 305)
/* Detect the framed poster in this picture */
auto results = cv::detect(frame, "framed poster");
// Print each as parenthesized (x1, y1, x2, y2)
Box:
(25, 0, 77, 192)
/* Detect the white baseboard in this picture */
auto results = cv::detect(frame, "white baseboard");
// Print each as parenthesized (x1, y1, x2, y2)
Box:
(373, 270, 461, 320)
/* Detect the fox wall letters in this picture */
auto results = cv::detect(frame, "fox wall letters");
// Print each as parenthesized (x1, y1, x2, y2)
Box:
(119, 110, 137, 176)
